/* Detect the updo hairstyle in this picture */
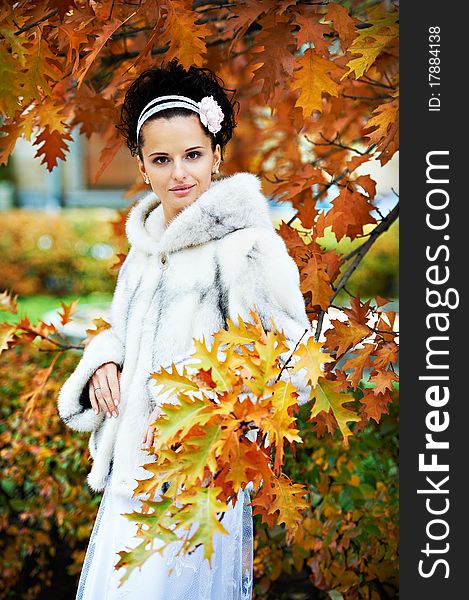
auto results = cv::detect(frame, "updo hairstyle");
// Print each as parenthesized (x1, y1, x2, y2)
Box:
(117, 58, 240, 162)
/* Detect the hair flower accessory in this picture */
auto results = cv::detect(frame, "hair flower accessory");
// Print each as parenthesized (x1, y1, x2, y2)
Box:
(135, 94, 225, 139)
(197, 95, 224, 134)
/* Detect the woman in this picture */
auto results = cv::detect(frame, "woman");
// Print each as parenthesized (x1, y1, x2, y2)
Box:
(58, 59, 313, 599)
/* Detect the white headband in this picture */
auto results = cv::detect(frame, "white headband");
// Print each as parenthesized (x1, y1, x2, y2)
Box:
(136, 94, 224, 140)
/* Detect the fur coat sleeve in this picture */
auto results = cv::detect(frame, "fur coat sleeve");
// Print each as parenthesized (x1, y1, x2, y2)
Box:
(57, 252, 132, 432)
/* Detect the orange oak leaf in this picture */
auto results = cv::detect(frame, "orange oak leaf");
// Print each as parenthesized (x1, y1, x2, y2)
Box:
(111, 252, 128, 271)
(354, 174, 377, 199)
(321, 188, 377, 241)
(324, 319, 370, 357)
(76, 13, 136, 88)
(16, 317, 57, 341)
(160, 0, 211, 67)
(293, 11, 331, 56)
(369, 369, 398, 394)
(0, 119, 24, 165)
(375, 311, 398, 341)
(373, 341, 399, 370)
(300, 262, 331, 311)
(345, 153, 372, 174)
(94, 127, 126, 184)
(58, 299, 79, 326)
(342, 296, 371, 326)
(359, 388, 393, 423)
(250, 15, 298, 104)
(365, 96, 399, 166)
(326, 3, 357, 49)
(225, 2, 269, 57)
(267, 475, 310, 543)
(341, 344, 375, 388)
(32, 126, 73, 171)
(276, 221, 309, 260)
(375, 295, 394, 308)
(310, 409, 338, 438)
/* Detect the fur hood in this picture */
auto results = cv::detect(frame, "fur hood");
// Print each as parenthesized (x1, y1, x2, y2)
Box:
(58, 171, 313, 499)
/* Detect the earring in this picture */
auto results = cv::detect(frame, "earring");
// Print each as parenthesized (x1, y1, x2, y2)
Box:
(144, 175, 150, 184)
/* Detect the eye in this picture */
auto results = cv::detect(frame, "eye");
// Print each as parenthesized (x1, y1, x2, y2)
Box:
(187, 151, 201, 159)
(153, 156, 168, 165)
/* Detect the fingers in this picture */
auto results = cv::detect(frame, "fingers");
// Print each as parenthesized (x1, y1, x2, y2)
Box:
(88, 379, 100, 415)
(149, 405, 162, 423)
(143, 418, 156, 447)
(142, 426, 154, 449)
(142, 407, 162, 449)
(142, 424, 155, 450)
(90, 365, 118, 418)
(105, 363, 121, 411)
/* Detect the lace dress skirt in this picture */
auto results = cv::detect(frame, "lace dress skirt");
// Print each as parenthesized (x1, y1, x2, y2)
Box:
(75, 466, 254, 600)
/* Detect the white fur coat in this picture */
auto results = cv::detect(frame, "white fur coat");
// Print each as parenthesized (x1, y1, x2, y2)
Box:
(57, 172, 314, 499)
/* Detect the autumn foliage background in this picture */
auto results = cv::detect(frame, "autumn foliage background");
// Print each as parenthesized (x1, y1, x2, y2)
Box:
(0, 1, 399, 599)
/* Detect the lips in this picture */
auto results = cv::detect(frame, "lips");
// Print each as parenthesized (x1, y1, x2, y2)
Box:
(170, 184, 195, 191)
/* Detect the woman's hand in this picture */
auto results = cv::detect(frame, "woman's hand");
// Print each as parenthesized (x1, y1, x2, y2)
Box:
(88, 362, 121, 418)
(142, 405, 162, 449)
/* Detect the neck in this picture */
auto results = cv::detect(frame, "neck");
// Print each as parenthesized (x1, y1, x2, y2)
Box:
(162, 203, 178, 226)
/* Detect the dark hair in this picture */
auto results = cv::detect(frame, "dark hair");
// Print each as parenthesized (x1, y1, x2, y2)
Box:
(117, 58, 240, 162)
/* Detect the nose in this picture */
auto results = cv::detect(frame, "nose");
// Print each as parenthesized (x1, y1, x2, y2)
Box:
(171, 158, 188, 181)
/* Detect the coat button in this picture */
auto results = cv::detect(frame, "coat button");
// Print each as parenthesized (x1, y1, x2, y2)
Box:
(159, 252, 169, 270)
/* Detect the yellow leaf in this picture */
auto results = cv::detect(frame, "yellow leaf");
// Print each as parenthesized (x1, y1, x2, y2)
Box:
(217, 314, 261, 346)
(341, 13, 399, 80)
(192, 336, 231, 391)
(293, 337, 335, 388)
(172, 486, 230, 564)
(153, 395, 214, 448)
(262, 380, 303, 472)
(365, 97, 399, 146)
(151, 362, 199, 396)
(22, 37, 63, 103)
(182, 425, 222, 486)
(84, 317, 111, 342)
(310, 378, 360, 446)
(242, 328, 287, 395)
(0, 44, 24, 115)
(267, 475, 310, 543)
(292, 48, 342, 115)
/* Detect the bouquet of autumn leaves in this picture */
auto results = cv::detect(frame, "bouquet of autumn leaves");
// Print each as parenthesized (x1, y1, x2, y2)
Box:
(115, 309, 339, 584)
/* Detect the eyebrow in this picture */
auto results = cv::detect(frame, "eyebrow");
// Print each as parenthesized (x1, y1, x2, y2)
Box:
(148, 146, 205, 157)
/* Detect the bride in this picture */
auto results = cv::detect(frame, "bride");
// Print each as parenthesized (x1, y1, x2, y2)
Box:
(58, 58, 313, 599)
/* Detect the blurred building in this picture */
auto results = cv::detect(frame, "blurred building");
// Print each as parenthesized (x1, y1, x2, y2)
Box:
(1, 127, 398, 224)
(4, 128, 140, 210)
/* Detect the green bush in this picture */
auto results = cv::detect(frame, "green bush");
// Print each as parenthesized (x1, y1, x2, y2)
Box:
(0, 208, 128, 297)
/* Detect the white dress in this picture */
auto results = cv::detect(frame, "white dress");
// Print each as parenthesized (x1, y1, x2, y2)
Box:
(75, 465, 254, 599)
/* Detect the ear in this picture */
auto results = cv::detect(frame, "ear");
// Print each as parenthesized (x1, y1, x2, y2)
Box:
(137, 156, 147, 181)
(213, 143, 222, 171)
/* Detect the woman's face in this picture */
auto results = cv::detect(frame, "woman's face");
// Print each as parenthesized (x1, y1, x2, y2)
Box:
(137, 114, 222, 225)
